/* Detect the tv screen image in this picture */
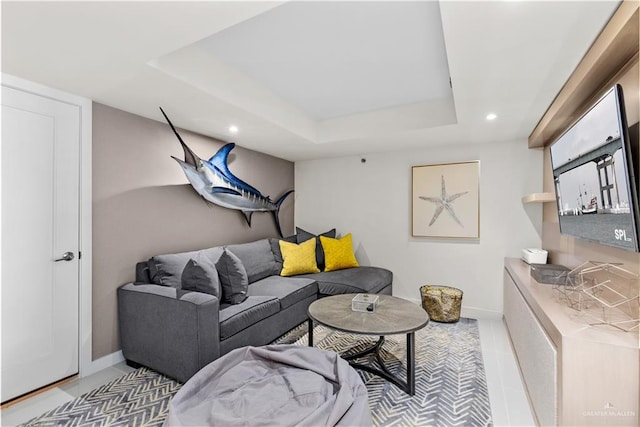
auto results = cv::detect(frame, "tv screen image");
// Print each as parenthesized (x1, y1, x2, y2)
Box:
(549, 84, 639, 252)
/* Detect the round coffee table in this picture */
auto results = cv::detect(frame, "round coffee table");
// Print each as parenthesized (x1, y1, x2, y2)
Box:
(307, 294, 429, 396)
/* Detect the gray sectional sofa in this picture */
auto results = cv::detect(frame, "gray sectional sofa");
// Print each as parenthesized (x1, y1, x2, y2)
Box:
(118, 237, 392, 382)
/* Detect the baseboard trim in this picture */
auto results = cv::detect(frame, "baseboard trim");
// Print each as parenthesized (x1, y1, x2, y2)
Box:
(460, 306, 503, 320)
(83, 350, 124, 377)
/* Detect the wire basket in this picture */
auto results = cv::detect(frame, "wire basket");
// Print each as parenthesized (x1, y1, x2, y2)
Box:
(420, 285, 463, 323)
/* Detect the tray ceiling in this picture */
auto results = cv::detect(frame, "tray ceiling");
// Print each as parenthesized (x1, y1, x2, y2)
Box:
(1, 1, 620, 161)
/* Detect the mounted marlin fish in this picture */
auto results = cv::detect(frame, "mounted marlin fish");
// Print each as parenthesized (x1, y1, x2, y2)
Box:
(160, 107, 293, 237)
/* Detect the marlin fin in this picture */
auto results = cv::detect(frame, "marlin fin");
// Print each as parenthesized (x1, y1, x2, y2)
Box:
(271, 190, 294, 237)
(208, 143, 236, 177)
(241, 211, 253, 226)
(160, 107, 201, 168)
(207, 144, 262, 196)
(211, 186, 242, 196)
(171, 155, 187, 166)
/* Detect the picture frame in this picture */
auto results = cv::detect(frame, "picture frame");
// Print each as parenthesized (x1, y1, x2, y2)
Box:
(412, 161, 480, 239)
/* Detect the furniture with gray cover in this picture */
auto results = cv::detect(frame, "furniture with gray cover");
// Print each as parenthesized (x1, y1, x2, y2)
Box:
(118, 237, 392, 382)
(164, 345, 372, 426)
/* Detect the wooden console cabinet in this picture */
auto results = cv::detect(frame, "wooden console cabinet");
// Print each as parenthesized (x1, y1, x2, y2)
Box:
(503, 258, 638, 426)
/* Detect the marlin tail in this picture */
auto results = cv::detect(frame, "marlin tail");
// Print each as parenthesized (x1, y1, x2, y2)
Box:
(160, 107, 294, 237)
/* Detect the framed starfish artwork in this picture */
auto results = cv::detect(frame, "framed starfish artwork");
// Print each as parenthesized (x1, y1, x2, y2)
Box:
(412, 161, 480, 239)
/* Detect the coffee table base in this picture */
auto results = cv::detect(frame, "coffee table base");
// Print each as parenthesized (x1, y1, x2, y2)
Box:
(307, 319, 416, 396)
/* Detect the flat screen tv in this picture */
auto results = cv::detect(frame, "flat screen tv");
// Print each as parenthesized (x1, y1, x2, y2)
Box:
(549, 84, 640, 252)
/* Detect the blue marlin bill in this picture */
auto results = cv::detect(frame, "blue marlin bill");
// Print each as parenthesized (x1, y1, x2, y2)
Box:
(160, 107, 294, 237)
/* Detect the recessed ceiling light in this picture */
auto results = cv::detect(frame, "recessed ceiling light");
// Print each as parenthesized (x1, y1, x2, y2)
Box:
(486, 113, 497, 121)
(229, 125, 239, 134)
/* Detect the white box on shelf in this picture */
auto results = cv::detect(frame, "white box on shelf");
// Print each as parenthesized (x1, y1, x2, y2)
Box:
(521, 248, 548, 265)
(352, 294, 379, 313)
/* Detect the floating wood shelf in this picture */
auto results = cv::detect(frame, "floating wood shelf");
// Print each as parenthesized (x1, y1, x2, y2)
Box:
(522, 193, 555, 204)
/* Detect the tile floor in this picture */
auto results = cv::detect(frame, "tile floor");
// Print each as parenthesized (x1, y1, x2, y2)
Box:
(0, 362, 136, 426)
(478, 317, 536, 426)
(1, 318, 535, 426)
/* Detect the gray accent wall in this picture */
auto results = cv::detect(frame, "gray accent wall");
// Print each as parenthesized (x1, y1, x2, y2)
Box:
(92, 103, 294, 359)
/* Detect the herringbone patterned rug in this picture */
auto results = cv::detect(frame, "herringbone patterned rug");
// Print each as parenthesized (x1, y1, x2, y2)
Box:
(21, 318, 491, 426)
(278, 318, 492, 427)
(19, 368, 180, 426)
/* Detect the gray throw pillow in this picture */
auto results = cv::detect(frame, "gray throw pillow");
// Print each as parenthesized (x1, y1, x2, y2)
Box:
(226, 239, 278, 284)
(215, 249, 248, 304)
(296, 227, 336, 271)
(148, 247, 224, 288)
(181, 254, 220, 298)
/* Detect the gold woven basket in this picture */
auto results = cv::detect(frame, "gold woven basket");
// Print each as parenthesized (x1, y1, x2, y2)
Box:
(420, 285, 463, 323)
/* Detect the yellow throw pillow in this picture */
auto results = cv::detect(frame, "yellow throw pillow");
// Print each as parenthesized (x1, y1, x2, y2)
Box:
(320, 233, 359, 272)
(279, 237, 320, 277)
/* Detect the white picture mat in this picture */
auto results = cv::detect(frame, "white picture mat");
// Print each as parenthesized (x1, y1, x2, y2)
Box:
(412, 161, 480, 238)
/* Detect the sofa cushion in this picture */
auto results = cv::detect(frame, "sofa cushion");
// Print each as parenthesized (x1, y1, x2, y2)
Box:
(298, 266, 392, 296)
(296, 227, 336, 271)
(226, 239, 278, 284)
(216, 249, 249, 305)
(219, 296, 280, 340)
(320, 234, 359, 272)
(280, 238, 320, 277)
(248, 276, 318, 310)
(148, 247, 224, 288)
(181, 253, 220, 297)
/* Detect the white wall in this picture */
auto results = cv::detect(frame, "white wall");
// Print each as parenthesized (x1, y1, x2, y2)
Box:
(295, 140, 544, 317)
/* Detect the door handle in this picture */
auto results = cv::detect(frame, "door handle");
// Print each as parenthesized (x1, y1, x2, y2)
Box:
(54, 252, 74, 262)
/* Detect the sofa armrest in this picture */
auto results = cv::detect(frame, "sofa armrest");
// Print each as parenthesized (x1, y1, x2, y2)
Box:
(117, 283, 220, 383)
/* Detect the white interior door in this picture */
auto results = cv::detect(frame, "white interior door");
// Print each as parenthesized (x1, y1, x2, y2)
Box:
(1, 85, 80, 402)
